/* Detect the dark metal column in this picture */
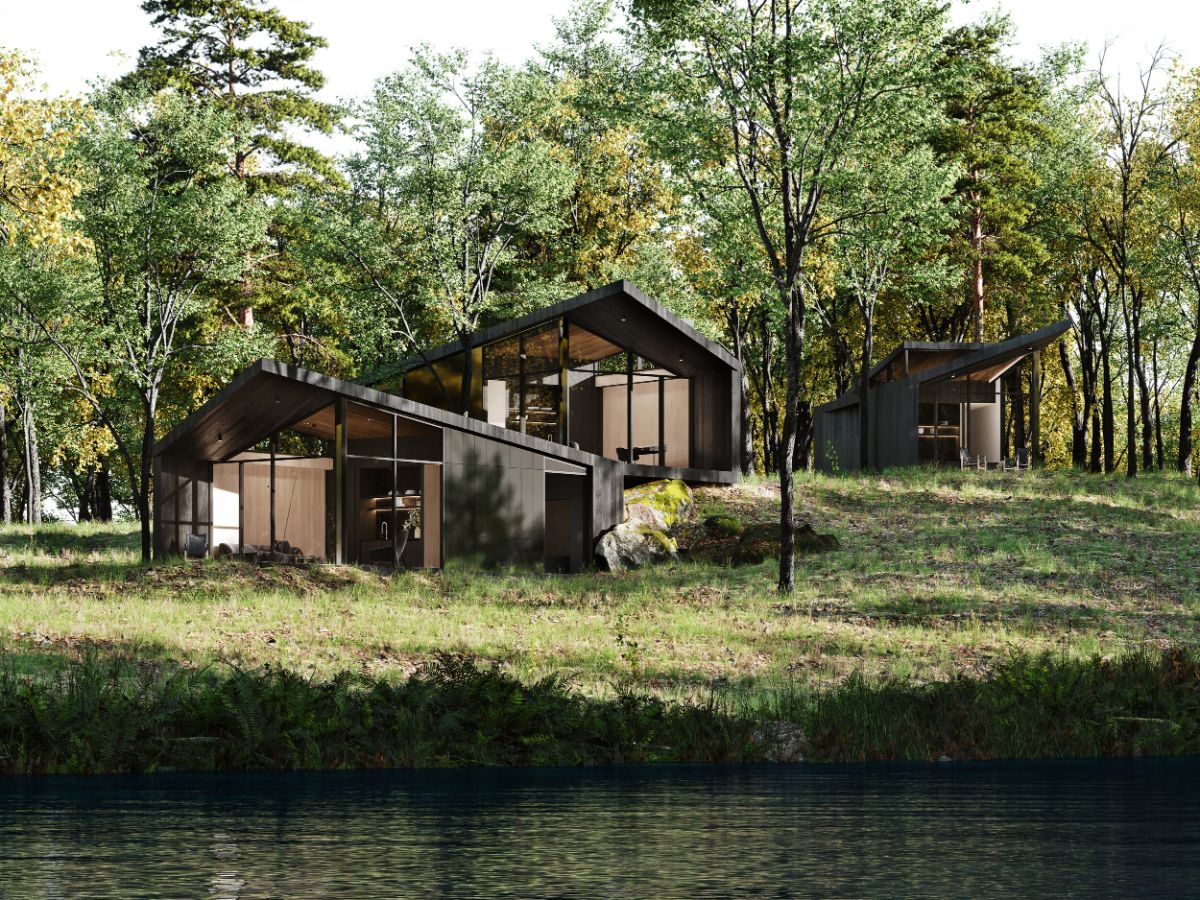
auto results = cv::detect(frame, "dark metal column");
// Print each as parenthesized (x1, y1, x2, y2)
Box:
(237, 462, 244, 552)
(334, 398, 346, 564)
(391, 414, 399, 570)
(1031, 349, 1042, 466)
(626, 353, 633, 461)
(268, 432, 278, 551)
(518, 334, 527, 434)
(559, 316, 570, 445)
(658, 376, 666, 466)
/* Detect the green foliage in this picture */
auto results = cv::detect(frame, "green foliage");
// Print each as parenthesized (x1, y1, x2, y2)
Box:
(122, 0, 340, 188)
(0, 651, 750, 773)
(807, 649, 1200, 762)
(931, 15, 1056, 339)
(1, 646, 1198, 773)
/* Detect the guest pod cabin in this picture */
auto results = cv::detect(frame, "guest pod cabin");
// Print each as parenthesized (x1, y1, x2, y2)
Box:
(153, 281, 742, 572)
(813, 321, 1072, 473)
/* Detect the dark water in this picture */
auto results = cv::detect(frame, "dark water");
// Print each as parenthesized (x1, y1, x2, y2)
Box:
(1, 759, 1198, 898)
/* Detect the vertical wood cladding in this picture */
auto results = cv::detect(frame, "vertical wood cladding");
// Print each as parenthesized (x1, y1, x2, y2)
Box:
(689, 372, 733, 471)
(442, 429, 546, 567)
(154, 454, 213, 557)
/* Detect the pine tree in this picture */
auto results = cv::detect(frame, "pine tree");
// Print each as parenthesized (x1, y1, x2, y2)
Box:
(933, 16, 1047, 342)
(122, 0, 340, 189)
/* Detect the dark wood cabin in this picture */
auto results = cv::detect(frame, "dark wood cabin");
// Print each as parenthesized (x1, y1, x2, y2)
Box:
(813, 321, 1072, 473)
(152, 281, 741, 572)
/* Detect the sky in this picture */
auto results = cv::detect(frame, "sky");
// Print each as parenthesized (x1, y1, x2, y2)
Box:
(3, 0, 1198, 141)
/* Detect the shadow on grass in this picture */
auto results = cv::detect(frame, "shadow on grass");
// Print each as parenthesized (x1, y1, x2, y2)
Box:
(0, 524, 140, 557)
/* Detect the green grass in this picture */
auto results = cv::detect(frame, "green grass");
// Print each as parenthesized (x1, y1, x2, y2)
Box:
(1, 468, 1198, 771)
(1, 468, 1197, 704)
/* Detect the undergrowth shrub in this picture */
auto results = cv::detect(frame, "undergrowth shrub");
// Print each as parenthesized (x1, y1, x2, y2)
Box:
(1, 649, 1198, 774)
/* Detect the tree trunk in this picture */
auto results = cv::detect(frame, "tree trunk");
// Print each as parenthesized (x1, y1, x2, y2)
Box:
(1059, 341, 1087, 468)
(858, 312, 873, 471)
(78, 466, 94, 522)
(1079, 318, 1098, 473)
(1135, 334, 1153, 471)
(97, 464, 113, 521)
(138, 411, 154, 561)
(758, 315, 779, 474)
(1100, 340, 1116, 473)
(970, 190, 984, 343)
(1152, 336, 1164, 471)
(796, 399, 813, 472)
(1124, 318, 1138, 479)
(0, 402, 9, 525)
(739, 365, 754, 476)
(20, 398, 40, 525)
(728, 310, 754, 476)
(778, 281, 805, 595)
(1180, 330, 1200, 477)
(1011, 362, 1026, 453)
(969, 214, 979, 340)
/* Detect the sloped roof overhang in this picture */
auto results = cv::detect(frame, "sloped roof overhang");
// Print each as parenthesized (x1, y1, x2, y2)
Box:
(815, 319, 1073, 413)
(154, 359, 736, 484)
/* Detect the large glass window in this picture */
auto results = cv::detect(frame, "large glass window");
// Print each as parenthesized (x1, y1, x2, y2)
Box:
(206, 401, 442, 568)
(482, 321, 563, 441)
(389, 316, 693, 467)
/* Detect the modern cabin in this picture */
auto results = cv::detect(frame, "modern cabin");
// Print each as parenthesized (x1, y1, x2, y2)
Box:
(813, 320, 1072, 473)
(152, 281, 742, 572)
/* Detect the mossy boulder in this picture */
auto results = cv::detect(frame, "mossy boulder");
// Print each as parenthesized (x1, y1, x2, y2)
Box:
(595, 522, 678, 572)
(594, 480, 693, 571)
(624, 479, 693, 532)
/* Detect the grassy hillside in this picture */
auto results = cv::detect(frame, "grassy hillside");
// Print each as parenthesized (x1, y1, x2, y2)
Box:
(2, 468, 1196, 705)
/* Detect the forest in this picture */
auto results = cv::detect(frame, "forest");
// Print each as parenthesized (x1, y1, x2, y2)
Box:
(2, 0, 1200, 588)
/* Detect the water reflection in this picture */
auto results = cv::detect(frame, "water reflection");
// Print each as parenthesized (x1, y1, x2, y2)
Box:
(1, 759, 1197, 898)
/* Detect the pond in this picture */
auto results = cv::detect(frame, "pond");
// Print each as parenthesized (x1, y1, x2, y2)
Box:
(1, 759, 1197, 898)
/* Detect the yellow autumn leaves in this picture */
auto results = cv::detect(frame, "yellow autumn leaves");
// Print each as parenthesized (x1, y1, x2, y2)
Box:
(0, 50, 84, 247)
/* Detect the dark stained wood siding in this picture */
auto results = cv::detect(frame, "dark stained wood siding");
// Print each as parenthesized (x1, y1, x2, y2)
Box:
(870, 379, 919, 469)
(816, 404, 860, 473)
(442, 429, 546, 567)
(154, 454, 213, 557)
(688, 372, 734, 471)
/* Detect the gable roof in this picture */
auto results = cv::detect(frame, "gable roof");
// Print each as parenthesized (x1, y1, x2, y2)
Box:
(361, 280, 740, 386)
(817, 319, 1073, 413)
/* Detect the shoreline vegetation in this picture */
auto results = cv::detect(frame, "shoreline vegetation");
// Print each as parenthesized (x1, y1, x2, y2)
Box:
(1, 649, 1198, 774)
(1, 469, 1197, 774)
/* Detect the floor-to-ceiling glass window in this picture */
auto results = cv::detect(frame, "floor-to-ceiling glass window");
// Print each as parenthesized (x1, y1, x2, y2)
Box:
(482, 321, 563, 441)
(208, 401, 442, 568)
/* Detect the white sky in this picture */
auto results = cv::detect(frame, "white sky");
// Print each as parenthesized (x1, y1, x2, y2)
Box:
(3, 0, 1198, 139)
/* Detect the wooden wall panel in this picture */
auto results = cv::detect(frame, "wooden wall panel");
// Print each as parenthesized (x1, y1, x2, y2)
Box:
(872, 380, 919, 470)
(663, 379, 689, 468)
(212, 463, 240, 548)
(421, 463, 441, 568)
(241, 458, 330, 557)
(689, 373, 732, 471)
(601, 383, 627, 461)
(631, 381, 658, 449)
